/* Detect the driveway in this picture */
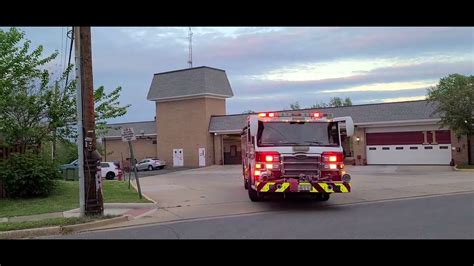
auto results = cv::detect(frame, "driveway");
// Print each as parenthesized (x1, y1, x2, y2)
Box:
(91, 164, 474, 230)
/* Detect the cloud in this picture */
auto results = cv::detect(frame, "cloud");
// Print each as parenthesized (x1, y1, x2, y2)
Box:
(319, 80, 437, 93)
(364, 95, 427, 103)
(7, 26, 474, 122)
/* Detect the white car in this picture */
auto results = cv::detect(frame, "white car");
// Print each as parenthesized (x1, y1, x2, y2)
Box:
(100, 162, 122, 180)
(134, 158, 166, 171)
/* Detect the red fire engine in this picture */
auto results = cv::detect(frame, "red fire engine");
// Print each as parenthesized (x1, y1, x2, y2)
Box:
(241, 111, 354, 201)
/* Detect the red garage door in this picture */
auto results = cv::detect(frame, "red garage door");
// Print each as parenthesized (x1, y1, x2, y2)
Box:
(366, 130, 452, 165)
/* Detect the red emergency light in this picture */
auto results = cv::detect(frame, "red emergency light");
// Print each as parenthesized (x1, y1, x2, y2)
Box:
(258, 112, 277, 118)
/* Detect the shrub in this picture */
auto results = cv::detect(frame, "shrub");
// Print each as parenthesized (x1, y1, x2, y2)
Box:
(3, 152, 60, 198)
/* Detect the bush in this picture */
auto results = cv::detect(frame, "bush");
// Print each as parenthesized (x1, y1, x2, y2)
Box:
(3, 152, 60, 198)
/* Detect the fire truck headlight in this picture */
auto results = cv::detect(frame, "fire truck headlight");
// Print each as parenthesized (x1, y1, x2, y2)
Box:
(342, 174, 351, 182)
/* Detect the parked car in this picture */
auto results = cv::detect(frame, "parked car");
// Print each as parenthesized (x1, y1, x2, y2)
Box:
(60, 159, 78, 172)
(100, 162, 122, 180)
(134, 158, 166, 171)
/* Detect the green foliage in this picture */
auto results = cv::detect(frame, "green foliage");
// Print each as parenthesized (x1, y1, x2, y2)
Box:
(0, 27, 58, 149)
(0, 27, 130, 160)
(290, 101, 301, 110)
(94, 86, 131, 137)
(311, 97, 353, 108)
(427, 74, 474, 139)
(2, 152, 60, 198)
(41, 139, 78, 165)
(242, 110, 255, 114)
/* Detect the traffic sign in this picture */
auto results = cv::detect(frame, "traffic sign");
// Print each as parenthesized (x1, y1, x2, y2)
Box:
(121, 127, 136, 142)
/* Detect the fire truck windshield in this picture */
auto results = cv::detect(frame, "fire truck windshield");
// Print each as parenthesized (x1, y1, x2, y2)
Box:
(257, 121, 340, 147)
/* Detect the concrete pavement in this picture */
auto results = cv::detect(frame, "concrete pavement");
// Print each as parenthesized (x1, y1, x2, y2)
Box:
(86, 164, 474, 231)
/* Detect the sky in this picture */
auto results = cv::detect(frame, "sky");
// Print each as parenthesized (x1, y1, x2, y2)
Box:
(9, 27, 474, 123)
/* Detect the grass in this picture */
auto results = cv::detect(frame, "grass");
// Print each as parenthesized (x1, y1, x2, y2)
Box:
(0, 180, 150, 218)
(457, 164, 474, 169)
(0, 215, 115, 232)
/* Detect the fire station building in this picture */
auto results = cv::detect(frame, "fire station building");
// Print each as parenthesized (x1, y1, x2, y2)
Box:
(102, 66, 473, 167)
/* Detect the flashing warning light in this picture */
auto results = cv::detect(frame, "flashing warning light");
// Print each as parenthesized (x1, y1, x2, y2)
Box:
(254, 170, 261, 176)
(329, 156, 337, 162)
(313, 112, 321, 118)
(255, 163, 262, 169)
(258, 112, 277, 118)
(266, 163, 273, 169)
(265, 155, 273, 162)
(329, 164, 337, 170)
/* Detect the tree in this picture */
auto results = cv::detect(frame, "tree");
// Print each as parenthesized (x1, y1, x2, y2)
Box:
(427, 74, 474, 140)
(311, 97, 353, 108)
(0, 28, 57, 151)
(290, 101, 301, 110)
(0, 27, 131, 160)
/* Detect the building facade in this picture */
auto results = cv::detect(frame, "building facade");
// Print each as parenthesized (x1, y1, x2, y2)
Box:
(102, 66, 473, 167)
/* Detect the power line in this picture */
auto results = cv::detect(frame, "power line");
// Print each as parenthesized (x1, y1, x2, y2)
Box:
(64, 27, 74, 91)
(63, 27, 68, 82)
(60, 27, 64, 80)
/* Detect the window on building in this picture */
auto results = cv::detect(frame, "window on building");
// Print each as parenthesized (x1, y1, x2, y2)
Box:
(382, 147, 390, 150)
(369, 147, 376, 150)
(424, 146, 433, 150)
(396, 147, 404, 150)
(410, 147, 418, 150)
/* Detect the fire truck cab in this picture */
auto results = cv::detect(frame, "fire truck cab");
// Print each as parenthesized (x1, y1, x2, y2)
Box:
(241, 111, 354, 201)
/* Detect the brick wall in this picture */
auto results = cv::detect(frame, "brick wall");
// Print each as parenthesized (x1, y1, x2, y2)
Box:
(156, 97, 226, 167)
(352, 126, 367, 165)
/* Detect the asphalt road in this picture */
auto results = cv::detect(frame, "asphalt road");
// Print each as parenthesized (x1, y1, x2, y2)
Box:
(52, 192, 474, 239)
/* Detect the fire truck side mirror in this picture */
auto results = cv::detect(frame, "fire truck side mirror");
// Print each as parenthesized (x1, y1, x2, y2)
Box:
(249, 115, 259, 137)
(334, 116, 354, 137)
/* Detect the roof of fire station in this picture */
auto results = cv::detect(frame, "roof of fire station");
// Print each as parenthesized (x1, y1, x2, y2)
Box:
(147, 66, 234, 102)
(208, 100, 441, 133)
(102, 121, 156, 139)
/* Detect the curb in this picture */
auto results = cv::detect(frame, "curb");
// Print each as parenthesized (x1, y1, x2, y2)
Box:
(0, 216, 129, 239)
(104, 203, 157, 208)
(0, 226, 61, 239)
(453, 166, 474, 172)
(130, 180, 157, 204)
(60, 216, 129, 234)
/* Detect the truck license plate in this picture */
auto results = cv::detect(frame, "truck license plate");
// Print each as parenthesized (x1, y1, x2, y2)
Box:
(298, 184, 312, 192)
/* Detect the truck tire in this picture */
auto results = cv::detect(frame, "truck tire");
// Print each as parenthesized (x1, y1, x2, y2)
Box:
(320, 193, 330, 201)
(248, 177, 262, 202)
(244, 178, 248, 190)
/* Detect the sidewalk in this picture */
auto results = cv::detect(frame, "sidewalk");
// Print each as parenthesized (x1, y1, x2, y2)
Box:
(1, 203, 158, 223)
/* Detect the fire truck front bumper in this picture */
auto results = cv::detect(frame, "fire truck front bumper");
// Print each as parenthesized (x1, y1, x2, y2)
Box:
(254, 180, 351, 193)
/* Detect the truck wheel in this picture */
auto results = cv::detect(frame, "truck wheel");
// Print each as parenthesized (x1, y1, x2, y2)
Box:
(248, 178, 262, 202)
(320, 193, 330, 201)
(244, 178, 248, 190)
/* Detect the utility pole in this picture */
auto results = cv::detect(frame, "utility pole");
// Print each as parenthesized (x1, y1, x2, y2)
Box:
(74, 27, 104, 216)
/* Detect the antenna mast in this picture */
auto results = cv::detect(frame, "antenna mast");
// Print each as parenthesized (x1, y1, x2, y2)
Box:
(188, 27, 193, 68)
